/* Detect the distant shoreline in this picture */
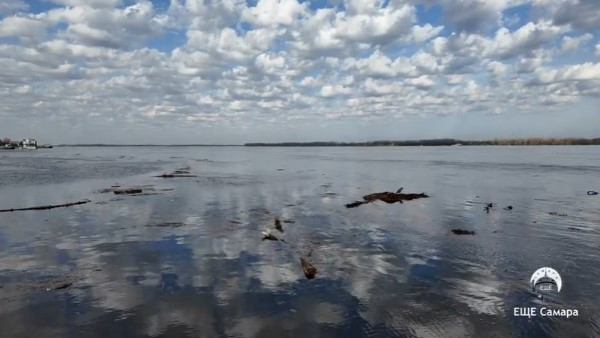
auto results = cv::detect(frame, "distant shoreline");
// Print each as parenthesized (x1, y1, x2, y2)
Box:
(50, 138, 600, 147)
(55, 144, 241, 147)
(245, 138, 600, 147)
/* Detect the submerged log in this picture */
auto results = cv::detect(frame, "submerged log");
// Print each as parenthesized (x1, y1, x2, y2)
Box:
(0, 200, 91, 213)
(173, 168, 191, 174)
(451, 229, 476, 235)
(274, 218, 283, 232)
(549, 212, 568, 217)
(146, 222, 187, 228)
(300, 258, 317, 279)
(155, 167, 196, 178)
(484, 203, 494, 213)
(346, 188, 429, 208)
(99, 186, 148, 194)
(54, 282, 73, 290)
(345, 201, 366, 208)
(363, 192, 428, 203)
(155, 174, 197, 178)
(113, 188, 143, 195)
(262, 230, 278, 241)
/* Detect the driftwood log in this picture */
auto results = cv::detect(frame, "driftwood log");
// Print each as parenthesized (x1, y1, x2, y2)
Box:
(0, 200, 91, 213)
(346, 188, 429, 208)
(113, 188, 143, 195)
(155, 174, 197, 178)
(300, 258, 317, 279)
(451, 229, 476, 235)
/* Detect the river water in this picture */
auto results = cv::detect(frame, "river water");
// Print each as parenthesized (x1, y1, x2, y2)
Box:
(0, 146, 599, 337)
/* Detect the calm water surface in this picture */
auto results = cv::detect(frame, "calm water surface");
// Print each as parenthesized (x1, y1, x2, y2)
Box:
(0, 146, 599, 337)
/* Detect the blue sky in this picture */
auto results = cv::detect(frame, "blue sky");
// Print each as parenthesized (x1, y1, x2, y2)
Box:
(0, 0, 599, 144)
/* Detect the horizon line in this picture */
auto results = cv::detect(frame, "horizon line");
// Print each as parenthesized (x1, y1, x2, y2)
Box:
(52, 137, 600, 147)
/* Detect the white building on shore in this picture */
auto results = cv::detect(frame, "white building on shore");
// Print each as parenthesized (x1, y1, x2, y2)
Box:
(21, 138, 37, 149)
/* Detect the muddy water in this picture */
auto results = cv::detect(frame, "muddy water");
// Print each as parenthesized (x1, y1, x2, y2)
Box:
(0, 146, 599, 337)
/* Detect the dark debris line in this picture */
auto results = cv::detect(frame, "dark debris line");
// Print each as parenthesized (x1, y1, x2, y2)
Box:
(0, 200, 91, 213)
(155, 166, 197, 178)
(451, 229, 476, 236)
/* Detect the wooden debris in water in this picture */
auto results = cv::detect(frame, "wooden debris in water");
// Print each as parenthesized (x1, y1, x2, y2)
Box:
(146, 222, 187, 228)
(451, 229, 476, 235)
(54, 282, 72, 290)
(155, 173, 197, 178)
(173, 167, 191, 174)
(484, 203, 493, 213)
(300, 258, 317, 279)
(99, 186, 148, 194)
(113, 188, 143, 195)
(549, 212, 568, 217)
(262, 230, 278, 241)
(274, 218, 283, 232)
(155, 167, 197, 178)
(345, 188, 429, 208)
(0, 200, 91, 213)
(345, 201, 364, 208)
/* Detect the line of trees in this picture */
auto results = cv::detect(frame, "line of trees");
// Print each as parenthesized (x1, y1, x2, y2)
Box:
(478, 138, 600, 145)
(246, 138, 600, 147)
(0, 138, 16, 146)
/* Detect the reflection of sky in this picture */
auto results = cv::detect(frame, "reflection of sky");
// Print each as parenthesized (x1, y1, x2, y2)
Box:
(0, 146, 599, 336)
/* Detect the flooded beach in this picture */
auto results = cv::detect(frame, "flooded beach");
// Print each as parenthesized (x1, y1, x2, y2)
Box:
(0, 146, 599, 337)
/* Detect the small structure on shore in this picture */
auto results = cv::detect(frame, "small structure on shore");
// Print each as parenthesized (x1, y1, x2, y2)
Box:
(1, 138, 52, 150)
(20, 138, 38, 150)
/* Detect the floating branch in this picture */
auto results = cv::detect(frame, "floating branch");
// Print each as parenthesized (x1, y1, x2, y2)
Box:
(113, 188, 143, 195)
(155, 174, 197, 178)
(0, 200, 91, 213)
(345, 188, 429, 208)
(274, 218, 283, 232)
(451, 229, 476, 235)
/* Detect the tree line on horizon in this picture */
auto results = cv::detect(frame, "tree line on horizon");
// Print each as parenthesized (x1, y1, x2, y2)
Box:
(0, 138, 16, 146)
(245, 138, 600, 147)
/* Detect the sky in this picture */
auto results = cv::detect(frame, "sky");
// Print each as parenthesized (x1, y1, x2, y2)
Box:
(0, 0, 599, 144)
